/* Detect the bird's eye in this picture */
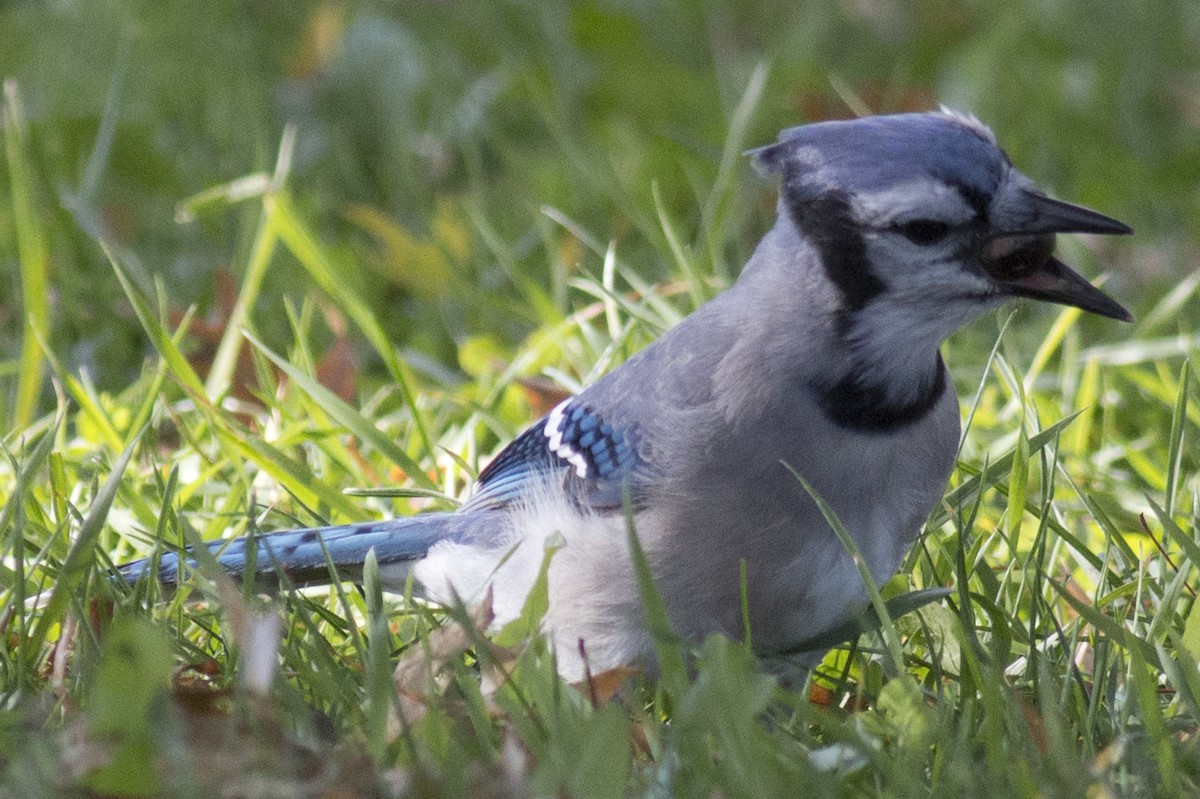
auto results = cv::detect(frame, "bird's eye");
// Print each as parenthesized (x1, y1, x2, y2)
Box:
(896, 219, 952, 245)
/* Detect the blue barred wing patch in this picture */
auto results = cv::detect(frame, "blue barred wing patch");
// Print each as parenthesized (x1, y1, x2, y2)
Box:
(466, 398, 647, 511)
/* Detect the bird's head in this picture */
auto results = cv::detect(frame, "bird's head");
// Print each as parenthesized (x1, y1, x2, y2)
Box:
(752, 110, 1132, 346)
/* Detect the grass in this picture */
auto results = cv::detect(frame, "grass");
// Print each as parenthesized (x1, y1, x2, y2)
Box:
(2, 145, 1198, 796)
(3, 2, 1200, 796)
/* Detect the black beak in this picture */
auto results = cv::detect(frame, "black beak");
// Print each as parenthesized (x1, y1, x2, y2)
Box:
(1016, 191, 1133, 236)
(984, 191, 1133, 322)
(999, 255, 1133, 322)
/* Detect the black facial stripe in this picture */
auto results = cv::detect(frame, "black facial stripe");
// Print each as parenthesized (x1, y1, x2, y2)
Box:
(937, 166, 1001, 217)
(816, 353, 948, 432)
(951, 181, 988, 217)
(784, 186, 884, 311)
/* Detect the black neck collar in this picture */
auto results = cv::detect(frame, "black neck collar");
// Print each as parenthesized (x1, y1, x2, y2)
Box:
(815, 352, 948, 432)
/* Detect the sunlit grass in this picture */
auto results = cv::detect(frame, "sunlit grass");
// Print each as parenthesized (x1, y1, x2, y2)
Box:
(2, 2, 1199, 793)
(2, 134, 1198, 794)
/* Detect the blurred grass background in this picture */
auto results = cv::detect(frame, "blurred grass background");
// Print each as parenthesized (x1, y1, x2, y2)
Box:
(2, 0, 1197, 413)
(3, 1, 1200, 797)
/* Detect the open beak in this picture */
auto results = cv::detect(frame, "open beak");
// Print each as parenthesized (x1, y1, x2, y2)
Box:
(999, 255, 1133, 322)
(984, 191, 1133, 322)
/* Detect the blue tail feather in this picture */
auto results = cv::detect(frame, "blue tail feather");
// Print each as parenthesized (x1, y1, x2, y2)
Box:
(119, 513, 467, 589)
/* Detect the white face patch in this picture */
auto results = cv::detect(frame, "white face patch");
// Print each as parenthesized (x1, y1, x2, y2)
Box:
(842, 286, 998, 409)
(787, 145, 839, 191)
(862, 226, 997, 304)
(851, 179, 977, 229)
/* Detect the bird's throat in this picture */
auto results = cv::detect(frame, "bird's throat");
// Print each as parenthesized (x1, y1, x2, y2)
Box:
(815, 351, 947, 432)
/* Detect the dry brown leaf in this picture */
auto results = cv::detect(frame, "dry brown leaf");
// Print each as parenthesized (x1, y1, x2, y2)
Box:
(1019, 699, 1050, 757)
(517, 376, 573, 417)
(576, 666, 640, 707)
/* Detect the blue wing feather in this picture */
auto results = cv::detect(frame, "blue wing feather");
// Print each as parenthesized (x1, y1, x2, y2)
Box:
(465, 423, 562, 510)
(465, 398, 651, 511)
(120, 399, 653, 589)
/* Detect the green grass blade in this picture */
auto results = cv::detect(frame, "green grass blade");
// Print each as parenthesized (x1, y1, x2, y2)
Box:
(934, 412, 1082, 529)
(1045, 578, 1159, 667)
(1161, 633, 1200, 724)
(362, 549, 393, 763)
(1023, 304, 1083, 394)
(244, 331, 437, 490)
(1005, 424, 1030, 552)
(212, 425, 360, 519)
(652, 181, 705, 308)
(703, 60, 769, 282)
(30, 427, 143, 653)
(203, 206, 278, 400)
(1066, 356, 1101, 456)
(494, 535, 561, 649)
(781, 587, 953, 656)
(268, 191, 435, 461)
(103, 242, 210, 401)
(1144, 494, 1200, 575)
(1128, 644, 1181, 797)
(204, 127, 296, 399)
(124, 313, 195, 447)
(1164, 359, 1189, 516)
(3, 81, 51, 428)
(1, 408, 63, 688)
(34, 330, 124, 451)
(343, 486, 459, 505)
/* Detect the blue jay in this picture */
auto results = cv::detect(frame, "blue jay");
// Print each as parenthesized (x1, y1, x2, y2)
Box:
(122, 110, 1131, 680)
